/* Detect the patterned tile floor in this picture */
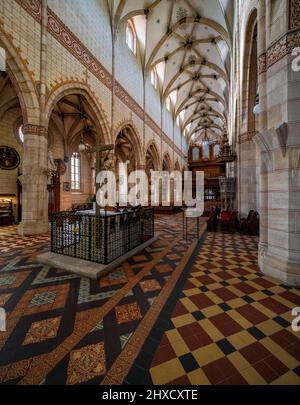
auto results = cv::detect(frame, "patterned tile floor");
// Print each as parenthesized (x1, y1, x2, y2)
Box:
(128, 232, 300, 385)
(1, 221, 300, 385)
(0, 215, 205, 385)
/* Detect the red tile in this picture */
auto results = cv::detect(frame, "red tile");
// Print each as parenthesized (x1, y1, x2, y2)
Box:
(172, 301, 189, 317)
(219, 373, 248, 385)
(253, 277, 275, 289)
(169, 375, 191, 385)
(189, 322, 206, 336)
(195, 275, 216, 285)
(184, 280, 199, 290)
(189, 294, 214, 310)
(151, 343, 176, 367)
(233, 267, 251, 276)
(240, 342, 272, 365)
(237, 304, 268, 325)
(235, 282, 257, 295)
(210, 313, 243, 337)
(270, 330, 299, 348)
(280, 291, 300, 306)
(259, 297, 289, 315)
(285, 343, 300, 362)
(203, 357, 237, 384)
(254, 360, 278, 384)
(214, 287, 237, 301)
(267, 355, 289, 377)
(214, 271, 233, 281)
(184, 331, 213, 351)
(178, 324, 194, 339)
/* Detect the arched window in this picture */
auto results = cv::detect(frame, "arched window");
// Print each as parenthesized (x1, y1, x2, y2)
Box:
(71, 152, 81, 191)
(18, 125, 24, 143)
(202, 141, 210, 159)
(126, 22, 136, 55)
(214, 144, 220, 158)
(192, 147, 199, 161)
(151, 68, 158, 89)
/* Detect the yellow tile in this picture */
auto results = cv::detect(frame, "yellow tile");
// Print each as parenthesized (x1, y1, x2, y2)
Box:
(227, 351, 252, 372)
(247, 281, 264, 291)
(252, 301, 276, 318)
(206, 283, 221, 291)
(271, 371, 300, 385)
(249, 291, 268, 301)
(188, 369, 211, 385)
(166, 329, 182, 343)
(227, 286, 244, 297)
(260, 337, 300, 370)
(269, 286, 286, 295)
(193, 343, 224, 367)
(172, 314, 195, 328)
(150, 358, 186, 385)
(204, 291, 223, 304)
(227, 310, 253, 329)
(198, 318, 215, 331)
(170, 338, 190, 357)
(258, 320, 282, 336)
(181, 297, 198, 313)
(241, 367, 266, 385)
(202, 305, 223, 318)
(273, 295, 295, 309)
(184, 288, 201, 297)
(206, 327, 224, 342)
(227, 298, 246, 309)
(227, 330, 256, 350)
(189, 278, 202, 287)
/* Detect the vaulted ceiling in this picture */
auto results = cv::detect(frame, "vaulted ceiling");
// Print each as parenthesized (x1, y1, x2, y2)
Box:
(112, 0, 233, 145)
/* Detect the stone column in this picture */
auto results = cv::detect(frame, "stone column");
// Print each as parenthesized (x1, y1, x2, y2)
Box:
(254, 125, 300, 286)
(18, 125, 49, 236)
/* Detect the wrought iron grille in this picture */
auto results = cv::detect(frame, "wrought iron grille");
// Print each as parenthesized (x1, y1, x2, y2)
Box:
(50, 207, 155, 265)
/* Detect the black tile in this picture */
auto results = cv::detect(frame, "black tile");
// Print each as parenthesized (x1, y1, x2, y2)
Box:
(293, 366, 300, 377)
(239, 277, 247, 282)
(200, 286, 209, 293)
(262, 289, 274, 297)
(219, 303, 231, 312)
(179, 353, 199, 373)
(242, 295, 255, 304)
(220, 281, 230, 287)
(217, 338, 236, 355)
(273, 316, 290, 328)
(247, 327, 266, 340)
(192, 311, 205, 321)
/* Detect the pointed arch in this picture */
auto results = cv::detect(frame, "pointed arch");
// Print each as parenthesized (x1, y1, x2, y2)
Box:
(162, 152, 173, 172)
(114, 121, 143, 167)
(0, 28, 40, 124)
(44, 82, 111, 145)
(145, 140, 161, 171)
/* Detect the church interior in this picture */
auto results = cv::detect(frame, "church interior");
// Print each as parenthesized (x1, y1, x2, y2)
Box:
(0, 0, 300, 386)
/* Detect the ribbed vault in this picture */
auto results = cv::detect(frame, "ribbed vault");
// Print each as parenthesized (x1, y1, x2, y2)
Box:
(112, 0, 233, 145)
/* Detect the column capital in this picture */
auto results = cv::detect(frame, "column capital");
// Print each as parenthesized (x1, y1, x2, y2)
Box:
(23, 124, 47, 137)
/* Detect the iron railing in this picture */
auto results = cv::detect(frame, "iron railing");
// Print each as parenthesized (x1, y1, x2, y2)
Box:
(51, 207, 155, 265)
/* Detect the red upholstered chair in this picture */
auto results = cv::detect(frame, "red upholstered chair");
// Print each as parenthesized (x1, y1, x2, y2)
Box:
(207, 209, 218, 232)
(240, 210, 254, 233)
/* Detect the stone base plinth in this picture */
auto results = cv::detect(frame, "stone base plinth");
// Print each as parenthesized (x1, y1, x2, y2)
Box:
(259, 251, 300, 287)
(18, 221, 49, 236)
(36, 236, 158, 279)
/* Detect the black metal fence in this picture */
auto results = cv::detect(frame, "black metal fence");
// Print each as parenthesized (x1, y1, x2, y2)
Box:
(51, 207, 155, 265)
